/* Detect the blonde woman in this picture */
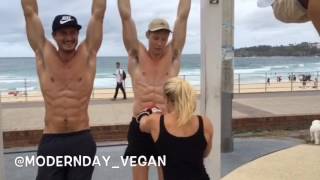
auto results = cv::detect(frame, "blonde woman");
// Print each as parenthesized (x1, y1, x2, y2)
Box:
(136, 77, 213, 180)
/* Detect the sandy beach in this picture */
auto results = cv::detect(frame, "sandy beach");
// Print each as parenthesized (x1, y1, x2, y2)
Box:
(0, 88, 134, 103)
(0, 81, 318, 103)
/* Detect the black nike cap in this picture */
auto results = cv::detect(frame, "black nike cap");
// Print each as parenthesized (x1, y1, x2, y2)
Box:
(52, 14, 82, 33)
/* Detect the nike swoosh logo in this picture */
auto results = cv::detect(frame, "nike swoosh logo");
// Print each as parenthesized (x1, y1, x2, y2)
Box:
(60, 19, 73, 24)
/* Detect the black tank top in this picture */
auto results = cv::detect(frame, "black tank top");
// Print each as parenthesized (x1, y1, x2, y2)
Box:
(155, 115, 210, 180)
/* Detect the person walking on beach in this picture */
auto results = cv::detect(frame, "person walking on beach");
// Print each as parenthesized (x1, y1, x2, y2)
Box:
(118, 0, 191, 179)
(21, 0, 106, 179)
(112, 62, 127, 100)
(258, 0, 320, 34)
(313, 77, 318, 88)
(137, 77, 213, 180)
(302, 74, 307, 88)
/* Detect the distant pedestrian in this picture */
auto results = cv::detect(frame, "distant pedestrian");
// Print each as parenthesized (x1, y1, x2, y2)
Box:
(313, 77, 318, 88)
(302, 74, 307, 88)
(307, 74, 312, 81)
(277, 76, 282, 82)
(112, 62, 127, 100)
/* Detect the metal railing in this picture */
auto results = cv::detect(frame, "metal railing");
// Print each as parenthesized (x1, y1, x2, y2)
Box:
(234, 71, 319, 93)
(0, 72, 319, 102)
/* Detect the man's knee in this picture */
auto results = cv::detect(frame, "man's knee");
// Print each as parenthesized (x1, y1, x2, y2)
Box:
(272, 0, 309, 23)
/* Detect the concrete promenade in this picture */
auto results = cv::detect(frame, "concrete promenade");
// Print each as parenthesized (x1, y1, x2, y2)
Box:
(222, 144, 320, 180)
(1, 91, 320, 179)
(3, 137, 307, 180)
(1, 91, 320, 148)
(2, 91, 320, 131)
(233, 91, 320, 118)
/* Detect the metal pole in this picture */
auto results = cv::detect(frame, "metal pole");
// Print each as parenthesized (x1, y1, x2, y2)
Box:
(0, 98, 5, 180)
(201, 0, 222, 179)
(221, 0, 234, 153)
(265, 72, 267, 92)
(291, 72, 293, 92)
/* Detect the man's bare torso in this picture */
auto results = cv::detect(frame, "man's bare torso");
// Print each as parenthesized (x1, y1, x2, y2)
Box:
(37, 42, 96, 133)
(129, 44, 180, 116)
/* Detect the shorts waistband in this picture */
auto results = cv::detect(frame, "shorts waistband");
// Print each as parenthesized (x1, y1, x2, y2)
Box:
(42, 129, 91, 138)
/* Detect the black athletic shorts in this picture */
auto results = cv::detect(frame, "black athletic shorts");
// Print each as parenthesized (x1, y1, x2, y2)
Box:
(124, 117, 157, 160)
(36, 129, 96, 180)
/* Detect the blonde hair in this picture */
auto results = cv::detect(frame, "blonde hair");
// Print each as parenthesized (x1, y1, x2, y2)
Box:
(164, 77, 196, 127)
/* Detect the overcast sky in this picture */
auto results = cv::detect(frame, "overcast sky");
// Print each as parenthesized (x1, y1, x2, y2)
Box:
(0, 0, 318, 57)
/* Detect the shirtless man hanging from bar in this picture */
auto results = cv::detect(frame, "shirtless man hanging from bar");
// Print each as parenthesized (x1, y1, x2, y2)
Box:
(21, 0, 106, 179)
(118, 0, 191, 179)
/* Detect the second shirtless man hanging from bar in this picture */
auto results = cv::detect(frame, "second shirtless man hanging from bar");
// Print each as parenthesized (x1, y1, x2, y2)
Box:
(118, 0, 191, 179)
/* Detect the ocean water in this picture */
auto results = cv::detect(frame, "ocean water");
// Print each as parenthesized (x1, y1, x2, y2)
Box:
(0, 55, 320, 91)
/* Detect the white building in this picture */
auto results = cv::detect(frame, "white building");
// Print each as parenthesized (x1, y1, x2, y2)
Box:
(308, 42, 320, 49)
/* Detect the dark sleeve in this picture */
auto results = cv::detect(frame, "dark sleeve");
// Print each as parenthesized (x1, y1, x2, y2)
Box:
(298, 0, 309, 9)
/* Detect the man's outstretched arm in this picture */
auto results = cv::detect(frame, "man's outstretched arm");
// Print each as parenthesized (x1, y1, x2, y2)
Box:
(171, 0, 191, 60)
(21, 0, 46, 54)
(85, 0, 107, 56)
(308, 0, 320, 35)
(118, 0, 139, 59)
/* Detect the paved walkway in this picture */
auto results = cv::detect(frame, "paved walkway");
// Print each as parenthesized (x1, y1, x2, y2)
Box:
(233, 91, 320, 118)
(1, 91, 320, 131)
(222, 144, 320, 180)
(1, 91, 320, 179)
(3, 137, 303, 180)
